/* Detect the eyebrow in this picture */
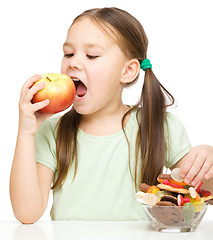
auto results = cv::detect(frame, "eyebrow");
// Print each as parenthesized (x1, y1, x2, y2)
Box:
(63, 42, 104, 50)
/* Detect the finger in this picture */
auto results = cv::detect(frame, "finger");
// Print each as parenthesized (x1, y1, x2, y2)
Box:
(180, 149, 197, 178)
(25, 82, 45, 102)
(204, 165, 213, 180)
(190, 158, 211, 185)
(32, 99, 50, 112)
(20, 74, 41, 101)
(184, 154, 206, 185)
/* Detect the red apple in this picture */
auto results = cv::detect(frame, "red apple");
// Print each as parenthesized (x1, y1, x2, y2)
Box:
(32, 73, 76, 113)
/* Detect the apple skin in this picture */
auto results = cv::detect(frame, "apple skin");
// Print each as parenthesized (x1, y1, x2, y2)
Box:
(32, 73, 76, 114)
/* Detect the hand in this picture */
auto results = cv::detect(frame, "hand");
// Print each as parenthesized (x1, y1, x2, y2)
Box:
(180, 145, 213, 186)
(18, 74, 53, 135)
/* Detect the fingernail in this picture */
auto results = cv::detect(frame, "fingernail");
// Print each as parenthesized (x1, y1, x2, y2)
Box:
(180, 173, 185, 178)
(191, 181, 195, 186)
(204, 174, 209, 180)
(184, 179, 190, 184)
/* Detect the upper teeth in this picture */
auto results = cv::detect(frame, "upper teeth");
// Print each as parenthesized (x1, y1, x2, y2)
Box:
(72, 78, 80, 81)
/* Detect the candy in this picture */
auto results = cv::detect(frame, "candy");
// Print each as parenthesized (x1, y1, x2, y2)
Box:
(194, 181, 203, 193)
(189, 187, 197, 199)
(162, 178, 184, 188)
(145, 185, 160, 194)
(177, 194, 184, 206)
(178, 196, 190, 206)
(161, 195, 178, 205)
(156, 190, 171, 198)
(157, 174, 172, 180)
(168, 182, 183, 189)
(136, 198, 145, 204)
(190, 198, 205, 212)
(135, 191, 146, 199)
(170, 179, 187, 186)
(183, 197, 191, 203)
(152, 188, 160, 194)
(135, 191, 146, 204)
(171, 168, 185, 182)
(152, 202, 183, 226)
(182, 202, 195, 222)
(136, 172, 213, 212)
(195, 192, 201, 201)
(200, 189, 211, 197)
(147, 185, 157, 193)
(157, 183, 189, 194)
(142, 193, 159, 205)
(162, 179, 170, 185)
(139, 183, 150, 193)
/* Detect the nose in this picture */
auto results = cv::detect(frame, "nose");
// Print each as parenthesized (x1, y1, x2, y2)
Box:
(69, 54, 83, 70)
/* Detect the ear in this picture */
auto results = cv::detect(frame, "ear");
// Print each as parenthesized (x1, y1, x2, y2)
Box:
(120, 59, 140, 84)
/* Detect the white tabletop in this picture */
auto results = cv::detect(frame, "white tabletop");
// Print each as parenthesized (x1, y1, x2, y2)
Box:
(0, 220, 212, 240)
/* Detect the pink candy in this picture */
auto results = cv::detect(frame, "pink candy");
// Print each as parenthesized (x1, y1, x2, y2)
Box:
(183, 197, 191, 203)
(162, 179, 170, 185)
(177, 195, 191, 206)
(162, 179, 183, 188)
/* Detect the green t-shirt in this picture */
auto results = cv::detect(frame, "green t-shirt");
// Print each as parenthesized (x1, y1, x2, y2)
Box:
(35, 109, 191, 220)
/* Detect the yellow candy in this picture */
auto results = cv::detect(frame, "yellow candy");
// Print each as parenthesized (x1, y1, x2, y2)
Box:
(152, 187, 160, 194)
(190, 198, 205, 212)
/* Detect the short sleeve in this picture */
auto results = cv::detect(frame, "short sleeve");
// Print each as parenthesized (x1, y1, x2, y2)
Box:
(35, 117, 59, 172)
(164, 112, 191, 168)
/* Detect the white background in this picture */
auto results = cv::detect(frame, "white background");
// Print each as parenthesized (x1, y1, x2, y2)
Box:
(0, 0, 213, 221)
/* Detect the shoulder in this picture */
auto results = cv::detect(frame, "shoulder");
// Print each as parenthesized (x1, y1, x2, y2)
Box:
(165, 111, 180, 120)
(164, 112, 186, 132)
(129, 106, 140, 121)
(36, 115, 62, 138)
(45, 115, 61, 129)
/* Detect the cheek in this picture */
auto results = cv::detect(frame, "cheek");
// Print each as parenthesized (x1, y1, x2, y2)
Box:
(61, 58, 68, 74)
(89, 70, 121, 96)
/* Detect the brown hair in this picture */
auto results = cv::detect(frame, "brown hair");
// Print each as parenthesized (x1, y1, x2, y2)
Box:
(52, 7, 174, 190)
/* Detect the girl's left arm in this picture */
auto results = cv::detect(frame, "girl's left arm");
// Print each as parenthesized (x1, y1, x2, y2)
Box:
(171, 145, 213, 193)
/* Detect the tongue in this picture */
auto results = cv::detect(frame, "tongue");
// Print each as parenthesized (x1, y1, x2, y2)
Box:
(76, 82, 87, 97)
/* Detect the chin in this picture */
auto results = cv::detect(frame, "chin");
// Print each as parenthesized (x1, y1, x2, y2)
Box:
(73, 103, 102, 117)
(73, 103, 90, 115)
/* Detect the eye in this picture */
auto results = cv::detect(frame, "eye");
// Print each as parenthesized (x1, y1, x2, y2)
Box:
(64, 53, 74, 58)
(86, 55, 99, 59)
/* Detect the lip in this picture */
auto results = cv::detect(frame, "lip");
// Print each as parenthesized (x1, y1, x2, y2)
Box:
(74, 93, 87, 102)
(70, 75, 88, 102)
(70, 76, 87, 88)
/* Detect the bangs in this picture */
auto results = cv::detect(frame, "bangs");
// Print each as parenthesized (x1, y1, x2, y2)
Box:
(72, 14, 133, 59)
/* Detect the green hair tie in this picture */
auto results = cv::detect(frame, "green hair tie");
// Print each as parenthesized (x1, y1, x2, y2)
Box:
(140, 59, 152, 71)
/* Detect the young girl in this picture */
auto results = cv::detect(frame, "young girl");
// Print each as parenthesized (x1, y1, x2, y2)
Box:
(10, 7, 213, 223)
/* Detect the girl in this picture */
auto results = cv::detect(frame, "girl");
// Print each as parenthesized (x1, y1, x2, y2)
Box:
(10, 7, 213, 223)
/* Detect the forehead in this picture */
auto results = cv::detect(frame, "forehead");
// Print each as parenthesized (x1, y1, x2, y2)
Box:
(65, 17, 119, 47)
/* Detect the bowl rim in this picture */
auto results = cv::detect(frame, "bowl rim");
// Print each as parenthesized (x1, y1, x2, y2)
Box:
(140, 201, 209, 208)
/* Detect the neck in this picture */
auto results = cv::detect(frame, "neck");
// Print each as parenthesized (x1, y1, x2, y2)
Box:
(79, 104, 130, 136)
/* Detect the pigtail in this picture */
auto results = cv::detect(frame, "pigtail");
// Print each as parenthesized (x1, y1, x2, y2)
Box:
(136, 69, 174, 186)
(52, 107, 80, 190)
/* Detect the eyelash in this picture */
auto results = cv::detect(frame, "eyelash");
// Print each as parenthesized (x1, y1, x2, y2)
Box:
(64, 54, 73, 58)
(87, 55, 99, 59)
(64, 54, 99, 59)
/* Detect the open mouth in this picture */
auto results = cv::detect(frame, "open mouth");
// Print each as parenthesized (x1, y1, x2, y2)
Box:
(72, 79, 87, 98)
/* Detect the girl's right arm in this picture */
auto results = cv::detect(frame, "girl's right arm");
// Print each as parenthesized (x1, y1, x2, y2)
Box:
(10, 75, 54, 224)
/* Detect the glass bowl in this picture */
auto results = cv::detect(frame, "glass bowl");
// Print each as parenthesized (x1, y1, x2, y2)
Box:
(141, 202, 208, 232)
